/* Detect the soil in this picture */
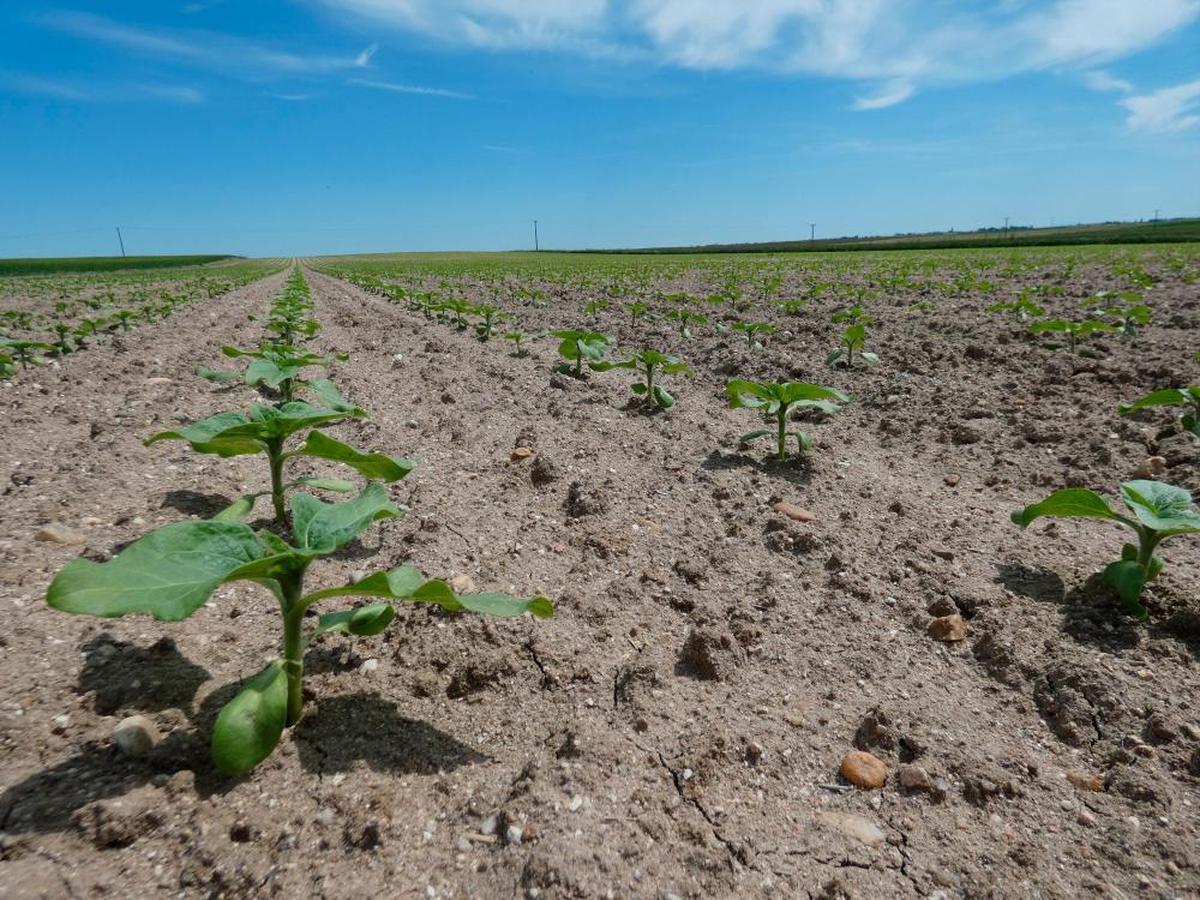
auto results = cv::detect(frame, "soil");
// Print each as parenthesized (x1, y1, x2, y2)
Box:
(1, 250, 1199, 899)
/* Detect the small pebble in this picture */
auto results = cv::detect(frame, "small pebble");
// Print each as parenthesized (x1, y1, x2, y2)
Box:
(112, 715, 159, 758)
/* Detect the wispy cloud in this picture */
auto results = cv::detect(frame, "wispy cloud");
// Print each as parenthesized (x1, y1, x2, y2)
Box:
(852, 79, 913, 110)
(1120, 78, 1200, 132)
(483, 143, 531, 154)
(1082, 69, 1133, 93)
(316, 0, 1200, 109)
(347, 77, 475, 99)
(3, 71, 205, 103)
(40, 10, 375, 80)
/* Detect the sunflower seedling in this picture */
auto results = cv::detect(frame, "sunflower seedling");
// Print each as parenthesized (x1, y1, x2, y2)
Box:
(665, 309, 707, 339)
(46, 485, 553, 775)
(727, 380, 846, 460)
(988, 292, 1044, 321)
(474, 305, 509, 341)
(0, 338, 53, 369)
(1012, 480, 1200, 619)
(1029, 319, 1115, 355)
(146, 386, 411, 529)
(197, 343, 348, 403)
(593, 349, 692, 409)
(551, 330, 611, 378)
(1119, 386, 1200, 440)
(732, 322, 777, 349)
(827, 323, 879, 369)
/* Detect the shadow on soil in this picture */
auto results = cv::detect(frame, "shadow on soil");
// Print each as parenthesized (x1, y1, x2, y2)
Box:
(700, 450, 814, 486)
(995, 564, 1141, 652)
(294, 693, 488, 775)
(161, 489, 234, 519)
(0, 637, 243, 836)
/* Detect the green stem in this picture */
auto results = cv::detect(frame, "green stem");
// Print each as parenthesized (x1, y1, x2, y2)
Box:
(1137, 530, 1161, 578)
(645, 363, 654, 406)
(266, 439, 288, 528)
(280, 572, 306, 726)
(776, 405, 788, 461)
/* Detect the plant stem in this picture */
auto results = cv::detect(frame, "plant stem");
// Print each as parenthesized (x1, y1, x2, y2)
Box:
(776, 406, 788, 460)
(1136, 530, 1161, 578)
(645, 363, 654, 406)
(280, 573, 305, 726)
(266, 439, 288, 528)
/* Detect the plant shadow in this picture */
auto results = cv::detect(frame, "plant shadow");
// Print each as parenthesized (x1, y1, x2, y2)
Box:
(79, 634, 211, 716)
(700, 449, 814, 486)
(160, 489, 233, 519)
(994, 563, 1140, 652)
(0, 652, 243, 837)
(294, 693, 488, 775)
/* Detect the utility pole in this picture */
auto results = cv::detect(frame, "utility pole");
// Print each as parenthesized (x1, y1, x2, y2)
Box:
(809, 223, 815, 242)
(115, 226, 126, 257)
(1152, 209, 1160, 226)
(1003, 216, 1010, 240)
(532, 219, 539, 252)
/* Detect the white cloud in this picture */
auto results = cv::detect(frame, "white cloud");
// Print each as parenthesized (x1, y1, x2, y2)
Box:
(852, 78, 913, 109)
(41, 10, 375, 79)
(2, 72, 205, 103)
(1120, 78, 1200, 132)
(1082, 69, 1133, 93)
(347, 77, 475, 99)
(314, 0, 1200, 108)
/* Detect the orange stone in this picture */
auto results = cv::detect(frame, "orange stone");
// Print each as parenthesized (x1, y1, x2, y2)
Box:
(928, 614, 966, 642)
(511, 447, 534, 460)
(772, 501, 815, 523)
(841, 750, 888, 789)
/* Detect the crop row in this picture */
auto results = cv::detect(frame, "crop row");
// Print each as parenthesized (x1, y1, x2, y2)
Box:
(40, 267, 553, 775)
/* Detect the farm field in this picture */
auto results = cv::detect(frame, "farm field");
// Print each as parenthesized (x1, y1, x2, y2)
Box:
(1, 243, 1199, 898)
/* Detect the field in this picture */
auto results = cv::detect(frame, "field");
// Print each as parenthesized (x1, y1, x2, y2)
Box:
(1, 243, 1199, 898)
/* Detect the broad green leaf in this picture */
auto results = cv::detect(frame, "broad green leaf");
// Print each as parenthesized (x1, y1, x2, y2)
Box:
(1118, 388, 1194, 416)
(305, 378, 363, 414)
(211, 661, 288, 775)
(295, 431, 414, 482)
(1102, 560, 1149, 620)
(291, 484, 399, 553)
(1011, 488, 1121, 528)
(244, 358, 291, 389)
(213, 494, 259, 522)
(301, 565, 554, 619)
(47, 521, 263, 620)
(1118, 480, 1200, 535)
(861, 351, 880, 364)
(778, 383, 848, 407)
(291, 476, 356, 493)
(145, 411, 262, 457)
(196, 366, 240, 383)
(312, 603, 397, 639)
(727, 379, 773, 410)
(652, 385, 675, 408)
(738, 430, 771, 443)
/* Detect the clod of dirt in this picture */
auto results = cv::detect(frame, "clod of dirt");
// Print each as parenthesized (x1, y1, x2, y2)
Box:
(1132, 456, 1168, 478)
(840, 750, 888, 788)
(928, 614, 967, 642)
(677, 626, 744, 681)
(853, 707, 896, 753)
(897, 764, 935, 794)
(112, 715, 160, 758)
(1156, 433, 1195, 467)
(530, 454, 561, 486)
(34, 522, 86, 545)
(815, 811, 886, 846)
(565, 480, 608, 518)
(72, 787, 165, 849)
(446, 655, 515, 698)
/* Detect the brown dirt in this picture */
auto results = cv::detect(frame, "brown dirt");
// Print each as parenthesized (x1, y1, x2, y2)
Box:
(1, 253, 1199, 899)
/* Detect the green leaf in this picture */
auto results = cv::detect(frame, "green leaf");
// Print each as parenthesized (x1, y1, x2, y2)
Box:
(244, 358, 290, 389)
(47, 521, 263, 620)
(145, 411, 262, 457)
(631, 382, 648, 394)
(651, 385, 675, 408)
(196, 366, 240, 383)
(1118, 388, 1195, 416)
(738, 430, 771, 444)
(1102, 560, 1149, 620)
(211, 661, 288, 775)
(1011, 488, 1122, 528)
(305, 378, 363, 414)
(301, 564, 554, 619)
(295, 431, 414, 482)
(291, 476, 355, 493)
(1119, 480, 1200, 535)
(312, 603, 397, 639)
(213, 494, 259, 522)
(726, 379, 773, 411)
(291, 484, 399, 553)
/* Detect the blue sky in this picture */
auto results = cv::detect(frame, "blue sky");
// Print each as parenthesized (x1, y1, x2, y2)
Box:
(1, 0, 1198, 257)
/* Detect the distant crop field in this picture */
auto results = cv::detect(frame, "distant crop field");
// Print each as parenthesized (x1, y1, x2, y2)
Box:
(0, 254, 236, 276)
